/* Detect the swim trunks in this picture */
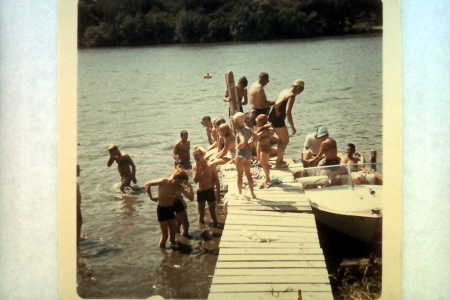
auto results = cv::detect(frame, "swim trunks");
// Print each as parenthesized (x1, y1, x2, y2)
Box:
(236, 127, 253, 160)
(268, 101, 287, 128)
(175, 160, 192, 170)
(121, 174, 132, 185)
(323, 157, 341, 166)
(157, 205, 175, 222)
(197, 188, 215, 204)
(250, 108, 270, 125)
(173, 198, 186, 213)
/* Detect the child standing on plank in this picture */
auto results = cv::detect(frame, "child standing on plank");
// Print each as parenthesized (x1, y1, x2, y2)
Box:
(232, 112, 257, 198)
(254, 114, 274, 188)
(144, 168, 194, 248)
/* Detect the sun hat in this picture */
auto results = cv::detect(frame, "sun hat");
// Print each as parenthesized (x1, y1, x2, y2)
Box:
(316, 126, 329, 138)
(292, 79, 305, 88)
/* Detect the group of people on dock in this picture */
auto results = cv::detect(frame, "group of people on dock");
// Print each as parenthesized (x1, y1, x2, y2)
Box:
(97, 71, 371, 249)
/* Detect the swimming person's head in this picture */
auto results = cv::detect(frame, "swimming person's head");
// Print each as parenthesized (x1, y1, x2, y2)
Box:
(258, 72, 269, 86)
(238, 76, 248, 88)
(232, 112, 246, 129)
(255, 114, 268, 126)
(292, 79, 305, 94)
(107, 144, 121, 158)
(180, 130, 188, 142)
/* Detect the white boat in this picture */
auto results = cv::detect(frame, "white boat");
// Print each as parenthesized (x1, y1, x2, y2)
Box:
(300, 163, 383, 243)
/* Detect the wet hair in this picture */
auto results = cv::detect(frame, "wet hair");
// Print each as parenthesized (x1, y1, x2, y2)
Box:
(348, 143, 356, 152)
(259, 72, 269, 80)
(238, 76, 248, 87)
(172, 167, 189, 182)
(202, 116, 211, 122)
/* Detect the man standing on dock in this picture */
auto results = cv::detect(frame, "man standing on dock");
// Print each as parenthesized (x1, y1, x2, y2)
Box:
(248, 72, 274, 125)
(192, 147, 220, 228)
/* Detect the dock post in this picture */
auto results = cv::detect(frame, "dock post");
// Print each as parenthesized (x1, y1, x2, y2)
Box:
(370, 150, 377, 171)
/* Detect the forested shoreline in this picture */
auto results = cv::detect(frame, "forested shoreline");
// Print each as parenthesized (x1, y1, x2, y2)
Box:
(78, 0, 382, 48)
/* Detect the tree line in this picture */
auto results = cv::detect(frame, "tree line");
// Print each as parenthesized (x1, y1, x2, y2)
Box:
(78, 0, 382, 48)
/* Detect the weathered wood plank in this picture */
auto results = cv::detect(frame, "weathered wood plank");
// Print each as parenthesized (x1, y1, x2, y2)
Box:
(208, 292, 333, 300)
(209, 283, 332, 293)
(213, 268, 327, 276)
(219, 248, 323, 255)
(220, 231, 318, 240)
(211, 275, 330, 284)
(223, 225, 317, 232)
(217, 254, 325, 262)
(215, 261, 327, 269)
(218, 241, 321, 248)
(228, 206, 312, 213)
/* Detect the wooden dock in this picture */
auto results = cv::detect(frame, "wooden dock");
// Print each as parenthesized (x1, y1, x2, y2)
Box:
(208, 161, 334, 300)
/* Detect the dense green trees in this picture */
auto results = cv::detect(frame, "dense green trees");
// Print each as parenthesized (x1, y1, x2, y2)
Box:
(78, 0, 382, 48)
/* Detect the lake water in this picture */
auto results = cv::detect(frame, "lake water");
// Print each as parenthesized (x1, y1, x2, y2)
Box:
(77, 33, 382, 298)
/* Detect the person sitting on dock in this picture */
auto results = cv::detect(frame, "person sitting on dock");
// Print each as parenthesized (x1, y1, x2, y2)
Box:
(233, 112, 257, 198)
(224, 76, 248, 116)
(173, 130, 191, 170)
(204, 117, 226, 159)
(248, 72, 275, 125)
(268, 79, 304, 168)
(106, 145, 137, 193)
(308, 126, 341, 168)
(207, 123, 236, 167)
(144, 168, 194, 248)
(254, 114, 274, 188)
(193, 147, 220, 227)
(201, 116, 214, 145)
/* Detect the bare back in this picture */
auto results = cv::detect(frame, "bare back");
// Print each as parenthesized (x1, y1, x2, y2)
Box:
(248, 82, 269, 109)
(321, 138, 339, 160)
(115, 154, 133, 177)
(157, 181, 180, 207)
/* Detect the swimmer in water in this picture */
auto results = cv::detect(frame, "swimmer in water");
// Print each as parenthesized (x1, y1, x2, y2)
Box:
(173, 130, 192, 170)
(106, 145, 137, 193)
(144, 168, 194, 248)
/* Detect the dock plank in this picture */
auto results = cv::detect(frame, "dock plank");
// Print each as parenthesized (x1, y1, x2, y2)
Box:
(219, 248, 323, 255)
(208, 292, 333, 300)
(209, 283, 332, 293)
(217, 254, 325, 262)
(213, 268, 327, 276)
(215, 261, 327, 268)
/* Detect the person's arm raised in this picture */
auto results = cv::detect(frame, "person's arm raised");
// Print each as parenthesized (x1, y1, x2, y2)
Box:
(144, 178, 166, 202)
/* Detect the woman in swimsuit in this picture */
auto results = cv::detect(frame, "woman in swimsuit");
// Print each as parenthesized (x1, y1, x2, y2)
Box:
(232, 112, 256, 198)
(144, 168, 194, 248)
(268, 79, 304, 168)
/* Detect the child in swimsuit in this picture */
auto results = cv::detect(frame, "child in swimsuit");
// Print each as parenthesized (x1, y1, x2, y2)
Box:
(255, 114, 274, 188)
(144, 168, 194, 248)
(232, 112, 256, 198)
(106, 145, 137, 193)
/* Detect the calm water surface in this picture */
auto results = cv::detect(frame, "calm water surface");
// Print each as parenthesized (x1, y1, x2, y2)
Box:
(77, 34, 382, 298)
